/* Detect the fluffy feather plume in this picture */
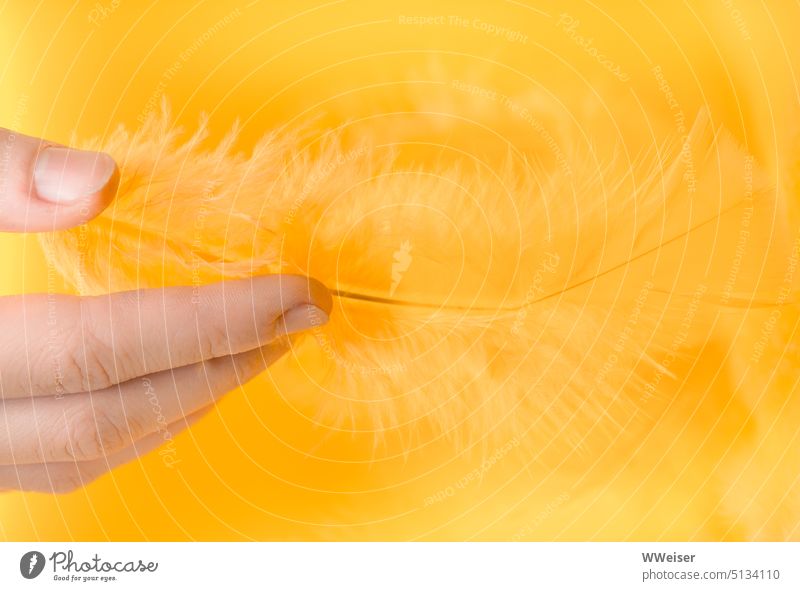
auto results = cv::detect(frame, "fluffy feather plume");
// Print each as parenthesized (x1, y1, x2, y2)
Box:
(41, 98, 798, 459)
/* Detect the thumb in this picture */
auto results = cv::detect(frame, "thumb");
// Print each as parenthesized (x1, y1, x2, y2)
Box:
(0, 127, 119, 232)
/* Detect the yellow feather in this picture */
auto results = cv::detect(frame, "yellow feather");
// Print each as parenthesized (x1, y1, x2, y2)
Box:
(41, 95, 798, 476)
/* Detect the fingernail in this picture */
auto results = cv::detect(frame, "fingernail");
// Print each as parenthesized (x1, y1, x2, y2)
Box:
(34, 146, 117, 203)
(278, 304, 329, 336)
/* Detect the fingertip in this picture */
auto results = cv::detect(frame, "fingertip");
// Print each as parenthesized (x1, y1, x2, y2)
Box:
(251, 274, 332, 339)
(88, 156, 120, 218)
(278, 304, 329, 337)
(259, 273, 332, 316)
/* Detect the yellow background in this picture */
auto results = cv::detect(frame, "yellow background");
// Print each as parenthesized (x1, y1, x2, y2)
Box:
(1, 0, 798, 540)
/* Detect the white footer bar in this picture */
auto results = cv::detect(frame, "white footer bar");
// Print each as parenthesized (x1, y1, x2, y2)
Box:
(0, 542, 796, 590)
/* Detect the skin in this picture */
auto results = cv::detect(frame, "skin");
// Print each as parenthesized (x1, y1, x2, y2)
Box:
(0, 127, 332, 493)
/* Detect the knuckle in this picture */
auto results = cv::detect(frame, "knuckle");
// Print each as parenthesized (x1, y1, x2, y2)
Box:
(50, 463, 105, 494)
(205, 354, 238, 391)
(57, 306, 117, 393)
(198, 353, 251, 401)
(60, 340, 115, 393)
(197, 321, 232, 359)
(63, 404, 130, 461)
(229, 350, 268, 386)
(193, 290, 236, 358)
(47, 470, 86, 495)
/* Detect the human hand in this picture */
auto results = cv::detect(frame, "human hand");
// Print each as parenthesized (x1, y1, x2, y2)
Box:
(0, 127, 331, 493)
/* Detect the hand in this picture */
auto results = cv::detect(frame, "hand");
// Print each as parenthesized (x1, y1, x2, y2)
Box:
(0, 127, 331, 493)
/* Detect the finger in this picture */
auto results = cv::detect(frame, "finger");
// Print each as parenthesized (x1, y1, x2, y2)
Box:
(0, 127, 119, 231)
(0, 339, 290, 464)
(0, 406, 211, 494)
(0, 274, 331, 398)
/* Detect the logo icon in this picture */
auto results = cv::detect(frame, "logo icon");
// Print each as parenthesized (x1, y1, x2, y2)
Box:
(20, 551, 46, 579)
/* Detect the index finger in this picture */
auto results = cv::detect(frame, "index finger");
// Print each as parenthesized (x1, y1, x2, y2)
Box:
(0, 274, 331, 398)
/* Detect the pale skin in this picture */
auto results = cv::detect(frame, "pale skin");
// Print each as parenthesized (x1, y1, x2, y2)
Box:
(0, 127, 331, 493)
